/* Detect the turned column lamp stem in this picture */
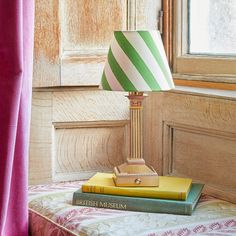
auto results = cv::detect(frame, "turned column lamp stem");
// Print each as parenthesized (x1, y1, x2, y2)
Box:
(130, 92, 143, 161)
(113, 92, 159, 187)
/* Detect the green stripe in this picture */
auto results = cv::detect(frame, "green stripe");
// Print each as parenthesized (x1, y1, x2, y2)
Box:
(108, 49, 137, 91)
(101, 71, 112, 90)
(114, 31, 160, 90)
(138, 31, 173, 87)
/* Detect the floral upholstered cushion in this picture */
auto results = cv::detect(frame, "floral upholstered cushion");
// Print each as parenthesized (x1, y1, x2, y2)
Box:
(29, 181, 236, 236)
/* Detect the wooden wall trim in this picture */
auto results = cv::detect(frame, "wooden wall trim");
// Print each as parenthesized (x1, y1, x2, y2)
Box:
(162, 0, 173, 67)
(53, 120, 129, 129)
(174, 79, 236, 91)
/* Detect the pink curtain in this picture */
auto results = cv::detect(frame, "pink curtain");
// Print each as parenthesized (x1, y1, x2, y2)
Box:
(0, 1, 34, 235)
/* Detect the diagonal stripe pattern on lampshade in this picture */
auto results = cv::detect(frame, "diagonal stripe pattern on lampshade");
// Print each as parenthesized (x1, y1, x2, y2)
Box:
(100, 30, 175, 92)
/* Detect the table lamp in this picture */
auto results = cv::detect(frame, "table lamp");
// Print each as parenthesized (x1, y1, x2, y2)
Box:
(100, 30, 174, 187)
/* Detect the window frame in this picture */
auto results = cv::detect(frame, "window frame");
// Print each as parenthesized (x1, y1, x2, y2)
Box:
(163, 0, 236, 90)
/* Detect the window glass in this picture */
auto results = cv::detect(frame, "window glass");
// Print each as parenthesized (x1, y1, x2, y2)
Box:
(189, 0, 236, 56)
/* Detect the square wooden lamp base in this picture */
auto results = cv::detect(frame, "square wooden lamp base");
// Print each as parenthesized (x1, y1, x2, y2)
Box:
(113, 159, 159, 187)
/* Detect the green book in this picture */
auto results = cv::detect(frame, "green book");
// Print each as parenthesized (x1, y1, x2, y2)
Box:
(72, 183, 204, 215)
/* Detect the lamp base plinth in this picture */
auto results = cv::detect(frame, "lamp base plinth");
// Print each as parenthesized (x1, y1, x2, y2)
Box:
(113, 159, 159, 187)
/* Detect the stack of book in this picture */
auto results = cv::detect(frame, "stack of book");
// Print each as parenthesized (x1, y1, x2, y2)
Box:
(72, 173, 204, 215)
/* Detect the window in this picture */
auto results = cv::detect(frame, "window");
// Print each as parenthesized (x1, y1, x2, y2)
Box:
(164, 0, 236, 90)
(189, 0, 236, 56)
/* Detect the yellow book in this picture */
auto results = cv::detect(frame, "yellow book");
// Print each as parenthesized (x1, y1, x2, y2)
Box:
(82, 173, 192, 200)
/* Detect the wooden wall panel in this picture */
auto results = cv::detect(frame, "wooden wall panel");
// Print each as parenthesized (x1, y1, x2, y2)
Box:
(61, 0, 127, 51)
(33, 0, 60, 87)
(53, 90, 129, 122)
(33, 0, 162, 87)
(60, 0, 127, 86)
(143, 93, 163, 173)
(158, 92, 236, 203)
(162, 122, 236, 202)
(162, 92, 236, 133)
(52, 91, 129, 181)
(29, 90, 130, 184)
(61, 55, 106, 86)
(29, 92, 53, 184)
(53, 122, 128, 181)
(136, 0, 161, 29)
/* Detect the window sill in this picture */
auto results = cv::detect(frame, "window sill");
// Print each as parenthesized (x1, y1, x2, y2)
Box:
(171, 86, 236, 101)
(173, 73, 236, 91)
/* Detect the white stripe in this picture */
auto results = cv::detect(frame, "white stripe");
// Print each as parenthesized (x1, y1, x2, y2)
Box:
(123, 31, 171, 90)
(110, 39, 151, 91)
(149, 31, 174, 88)
(104, 61, 124, 91)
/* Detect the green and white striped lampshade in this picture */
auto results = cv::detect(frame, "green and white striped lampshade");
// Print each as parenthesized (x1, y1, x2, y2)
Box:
(100, 30, 175, 92)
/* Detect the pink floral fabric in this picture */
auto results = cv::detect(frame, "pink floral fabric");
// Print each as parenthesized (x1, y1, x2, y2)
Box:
(29, 181, 236, 236)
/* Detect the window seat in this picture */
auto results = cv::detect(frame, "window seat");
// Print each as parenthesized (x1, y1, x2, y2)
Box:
(29, 180, 236, 236)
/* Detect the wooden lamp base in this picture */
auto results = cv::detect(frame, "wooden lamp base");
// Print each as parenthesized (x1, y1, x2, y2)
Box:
(113, 158, 159, 186)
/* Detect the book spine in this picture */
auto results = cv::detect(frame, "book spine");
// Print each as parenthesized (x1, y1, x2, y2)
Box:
(73, 192, 192, 215)
(81, 185, 186, 200)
